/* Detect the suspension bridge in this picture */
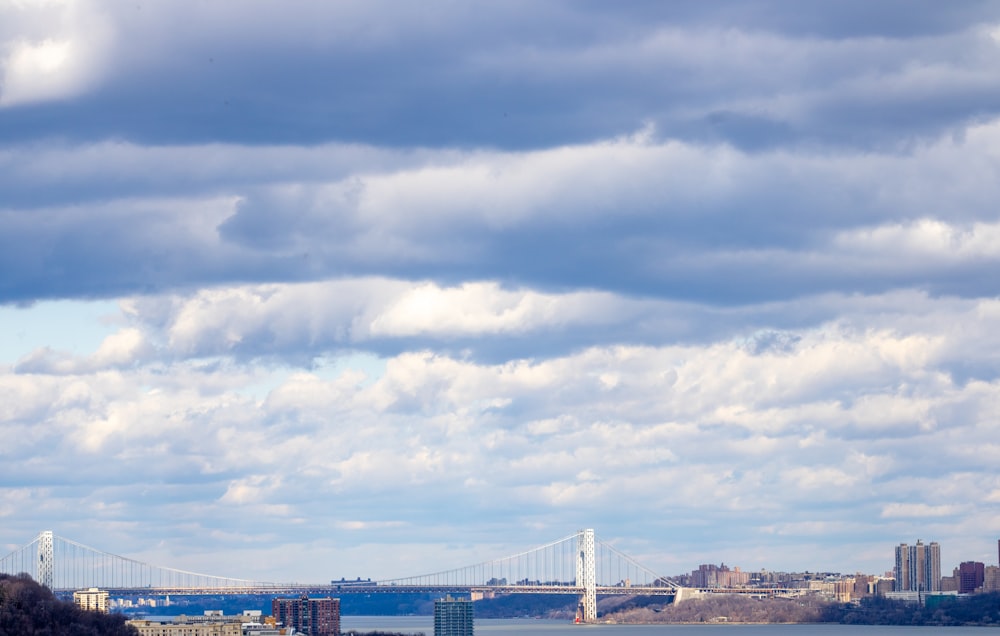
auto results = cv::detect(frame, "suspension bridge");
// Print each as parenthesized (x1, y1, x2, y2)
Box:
(1, 529, 677, 622)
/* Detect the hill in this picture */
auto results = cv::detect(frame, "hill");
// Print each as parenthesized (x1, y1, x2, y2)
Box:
(601, 592, 1000, 626)
(0, 573, 137, 635)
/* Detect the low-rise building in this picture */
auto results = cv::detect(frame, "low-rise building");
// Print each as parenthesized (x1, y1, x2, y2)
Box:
(128, 617, 242, 636)
(128, 611, 300, 636)
(885, 590, 959, 606)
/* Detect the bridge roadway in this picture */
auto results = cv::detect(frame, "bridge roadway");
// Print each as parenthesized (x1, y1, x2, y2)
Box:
(71, 583, 678, 597)
(63, 583, 794, 599)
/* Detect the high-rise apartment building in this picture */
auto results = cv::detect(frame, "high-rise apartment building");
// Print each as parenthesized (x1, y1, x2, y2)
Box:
(894, 540, 940, 592)
(894, 543, 909, 592)
(272, 595, 340, 636)
(912, 541, 927, 591)
(925, 541, 941, 592)
(434, 595, 474, 636)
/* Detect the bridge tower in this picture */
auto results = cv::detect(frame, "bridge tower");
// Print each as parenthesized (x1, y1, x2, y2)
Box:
(576, 528, 596, 622)
(37, 531, 54, 589)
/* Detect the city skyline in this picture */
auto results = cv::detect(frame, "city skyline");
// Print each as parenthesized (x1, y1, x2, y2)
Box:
(2, 1, 1000, 583)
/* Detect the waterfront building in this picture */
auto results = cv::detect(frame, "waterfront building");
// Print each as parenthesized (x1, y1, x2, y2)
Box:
(851, 574, 874, 599)
(894, 543, 909, 592)
(834, 578, 854, 602)
(875, 577, 895, 596)
(941, 568, 959, 592)
(885, 590, 959, 606)
(434, 595, 474, 636)
(984, 566, 1000, 593)
(958, 561, 985, 594)
(689, 563, 750, 588)
(72, 587, 109, 613)
(272, 595, 340, 636)
(909, 541, 928, 592)
(894, 540, 940, 592)
(925, 541, 941, 591)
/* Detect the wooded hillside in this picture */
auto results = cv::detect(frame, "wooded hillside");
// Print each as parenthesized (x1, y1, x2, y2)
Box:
(0, 573, 137, 635)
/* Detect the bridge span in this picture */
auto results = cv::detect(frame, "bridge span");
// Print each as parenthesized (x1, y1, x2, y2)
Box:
(2, 529, 678, 622)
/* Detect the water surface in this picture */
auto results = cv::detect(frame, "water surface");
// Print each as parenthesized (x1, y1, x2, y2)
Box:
(342, 616, 993, 635)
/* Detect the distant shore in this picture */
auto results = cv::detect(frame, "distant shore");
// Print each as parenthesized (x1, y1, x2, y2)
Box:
(599, 592, 1000, 627)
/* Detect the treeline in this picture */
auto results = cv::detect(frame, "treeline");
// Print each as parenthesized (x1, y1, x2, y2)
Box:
(340, 593, 437, 616)
(601, 592, 1000, 626)
(472, 593, 576, 619)
(605, 594, 832, 624)
(0, 573, 137, 635)
(834, 592, 1000, 626)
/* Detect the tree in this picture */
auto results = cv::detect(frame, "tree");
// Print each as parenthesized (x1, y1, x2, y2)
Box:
(0, 573, 138, 635)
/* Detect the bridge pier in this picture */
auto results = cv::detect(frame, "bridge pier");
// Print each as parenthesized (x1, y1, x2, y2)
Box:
(673, 587, 701, 604)
(576, 529, 596, 623)
(37, 531, 53, 590)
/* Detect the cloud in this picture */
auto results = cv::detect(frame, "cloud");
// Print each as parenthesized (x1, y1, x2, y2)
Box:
(0, 0, 114, 107)
(881, 503, 965, 518)
(14, 327, 151, 375)
(1, 281, 998, 576)
(4, 117, 1000, 304)
(334, 520, 407, 531)
(1, 1, 997, 147)
(3, 1, 1000, 582)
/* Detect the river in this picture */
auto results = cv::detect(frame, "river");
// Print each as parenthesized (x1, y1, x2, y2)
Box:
(342, 616, 995, 635)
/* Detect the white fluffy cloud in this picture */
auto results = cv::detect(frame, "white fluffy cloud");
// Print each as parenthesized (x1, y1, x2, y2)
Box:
(3, 281, 1000, 578)
(0, 0, 114, 107)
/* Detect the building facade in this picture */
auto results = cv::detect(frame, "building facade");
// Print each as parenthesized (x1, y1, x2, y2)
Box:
(895, 543, 910, 592)
(72, 587, 109, 613)
(924, 541, 941, 591)
(434, 595, 474, 636)
(272, 596, 340, 636)
(894, 540, 940, 592)
(128, 618, 242, 636)
(690, 563, 750, 588)
(985, 566, 1000, 593)
(958, 561, 985, 594)
(941, 568, 959, 592)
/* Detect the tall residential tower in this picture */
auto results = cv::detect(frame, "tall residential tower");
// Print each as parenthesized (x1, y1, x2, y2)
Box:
(894, 540, 941, 592)
(434, 596, 473, 636)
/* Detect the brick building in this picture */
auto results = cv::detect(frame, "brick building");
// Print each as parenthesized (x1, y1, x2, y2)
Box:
(272, 595, 340, 636)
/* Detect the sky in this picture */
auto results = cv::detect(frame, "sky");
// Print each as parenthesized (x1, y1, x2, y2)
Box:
(2, 0, 1000, 585)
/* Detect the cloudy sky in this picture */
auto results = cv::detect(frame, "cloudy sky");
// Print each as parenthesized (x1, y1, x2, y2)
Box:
(2, 0, 1000, 585)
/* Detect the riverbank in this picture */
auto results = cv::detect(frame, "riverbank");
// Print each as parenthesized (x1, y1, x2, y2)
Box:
(601, 592, 1000, 627)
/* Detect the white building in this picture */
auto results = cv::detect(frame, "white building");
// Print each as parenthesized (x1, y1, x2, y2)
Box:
(73, 588, 109, 613)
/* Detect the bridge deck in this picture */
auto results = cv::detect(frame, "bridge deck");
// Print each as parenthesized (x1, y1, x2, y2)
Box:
(75, 583, 679, 596)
